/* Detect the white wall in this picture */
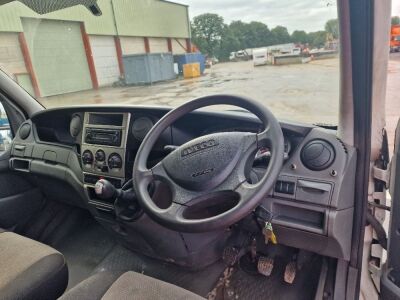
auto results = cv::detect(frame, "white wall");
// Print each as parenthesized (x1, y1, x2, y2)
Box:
(148, 37, 168, 53)
(171, 38, 187, 54)
(120, 36, 146, 55)
(0, 32, 27, 76)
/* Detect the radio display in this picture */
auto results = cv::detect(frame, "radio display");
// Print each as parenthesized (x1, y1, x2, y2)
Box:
(88, 113, 123, 126)
(85, 128, 121, 146)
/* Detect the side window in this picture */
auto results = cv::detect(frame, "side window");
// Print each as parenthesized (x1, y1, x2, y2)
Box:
(0, 102, 12, 153)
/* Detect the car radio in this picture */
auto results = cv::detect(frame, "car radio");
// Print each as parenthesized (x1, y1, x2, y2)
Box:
(81, 112, 130, 179)
(85, 128, 122, 147)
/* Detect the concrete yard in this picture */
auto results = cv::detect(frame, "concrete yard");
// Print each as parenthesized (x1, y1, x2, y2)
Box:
(39, 58, 340, 125)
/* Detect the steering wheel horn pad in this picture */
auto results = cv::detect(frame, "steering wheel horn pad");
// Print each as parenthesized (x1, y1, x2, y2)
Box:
(162, 132, 252, 191)
(133, 94, 284, 232)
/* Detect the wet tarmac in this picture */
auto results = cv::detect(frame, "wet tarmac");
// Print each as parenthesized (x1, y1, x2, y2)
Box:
(39, 58, 340, 125)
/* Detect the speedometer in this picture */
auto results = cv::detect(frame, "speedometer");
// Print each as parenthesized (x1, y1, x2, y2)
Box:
(256, 136, 291, 160)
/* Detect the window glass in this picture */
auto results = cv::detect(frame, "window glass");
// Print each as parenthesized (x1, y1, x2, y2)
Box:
(0, 0, 339, 125)
(0, 102, 12, 152)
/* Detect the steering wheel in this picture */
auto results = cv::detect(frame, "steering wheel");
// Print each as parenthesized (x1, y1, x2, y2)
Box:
(133, 95, 284, 232)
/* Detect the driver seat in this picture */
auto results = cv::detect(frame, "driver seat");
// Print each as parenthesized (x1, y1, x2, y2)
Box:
(59, 271, 205, 300)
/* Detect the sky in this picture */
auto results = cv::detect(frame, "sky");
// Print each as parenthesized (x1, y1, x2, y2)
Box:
(178, 0, 400, 33)
(394, 0, 400, 17)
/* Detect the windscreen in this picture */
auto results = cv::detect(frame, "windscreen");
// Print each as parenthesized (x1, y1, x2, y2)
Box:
(0, 0, 340, 125)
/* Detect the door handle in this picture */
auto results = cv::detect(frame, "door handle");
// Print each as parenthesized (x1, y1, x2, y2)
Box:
(14, 145, 26, 151)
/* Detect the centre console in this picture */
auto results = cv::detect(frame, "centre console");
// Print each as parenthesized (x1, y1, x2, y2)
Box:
(81, 112, 130, 190)
(81, 112, 146, 227)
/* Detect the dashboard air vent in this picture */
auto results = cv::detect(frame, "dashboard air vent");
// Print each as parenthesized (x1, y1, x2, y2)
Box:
(301, 139, 335, 171)
(19, 123, 31, 140)
(70, 114, 82, 137)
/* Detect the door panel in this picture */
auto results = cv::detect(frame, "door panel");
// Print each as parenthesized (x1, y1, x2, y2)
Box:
(381, 119, 400, 299)
(0, 147, 44, 230)
(90, 35, 120, 86)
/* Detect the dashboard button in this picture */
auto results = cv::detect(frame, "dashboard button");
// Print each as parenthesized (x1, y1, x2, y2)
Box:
(275, 180, 295, 195)
(108, 153, 123, 169)
(95, 149, 106, 162)
(82, 150, 93, 165)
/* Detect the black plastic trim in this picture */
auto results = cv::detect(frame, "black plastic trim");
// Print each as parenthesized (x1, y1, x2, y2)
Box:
(348, 0, 374, 297)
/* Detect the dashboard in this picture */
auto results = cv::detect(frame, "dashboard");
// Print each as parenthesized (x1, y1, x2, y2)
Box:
(8, 106, 357, 262)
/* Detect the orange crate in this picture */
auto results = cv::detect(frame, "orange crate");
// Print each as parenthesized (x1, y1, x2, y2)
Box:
(183, 63, 201, 78)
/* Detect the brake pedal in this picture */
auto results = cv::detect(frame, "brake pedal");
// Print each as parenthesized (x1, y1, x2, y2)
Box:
(284, 261, 297, 284)
(257, 256, 274, 276)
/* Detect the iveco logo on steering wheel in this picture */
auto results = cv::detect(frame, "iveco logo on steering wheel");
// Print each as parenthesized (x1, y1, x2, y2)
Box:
(192, 168, 214, 177)
(181, 139, 219, 157)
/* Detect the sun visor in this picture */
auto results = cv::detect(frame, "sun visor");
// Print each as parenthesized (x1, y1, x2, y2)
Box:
(8, 0, 102, 16)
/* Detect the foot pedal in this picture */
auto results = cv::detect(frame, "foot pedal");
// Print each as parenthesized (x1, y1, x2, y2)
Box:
(284, 261, 297, 284)
(257, 256, 274, 276)
(223, 247, 240, 266)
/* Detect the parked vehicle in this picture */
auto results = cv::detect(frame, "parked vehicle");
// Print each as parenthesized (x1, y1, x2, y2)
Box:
(265, 43, 296, 55)
(253, 48, 268, 66)
(292, 47, 301, 55)
(229, 50, 251, 61)
(390, 25, 400, 52)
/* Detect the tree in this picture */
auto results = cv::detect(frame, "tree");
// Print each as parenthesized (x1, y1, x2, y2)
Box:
(229, 20, 273, 49)
(270, 26, 291, 44)
(291, 30, 309, 44)
(190, 13, 336, 59)
(191, 13, 225, 57)
(217, 26, 241, 61)
(307, 31, 327, 48)
(246, 21, 271, 48)
(392, 16, 400, 25)
(228, 21, 249, 49)
(325, 19, 339, 39)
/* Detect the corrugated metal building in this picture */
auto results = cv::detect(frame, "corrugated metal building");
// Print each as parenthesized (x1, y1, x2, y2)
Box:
(0, 0, 190, 97)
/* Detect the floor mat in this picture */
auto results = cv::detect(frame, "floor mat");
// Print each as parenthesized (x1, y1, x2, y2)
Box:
(214, 255, 322, 300)
(20, 201, 117, 290)
(53, 218, 116, 289)
(20, 200, 225, 294)
(93, 244, 226, 297)
(21, 200, 322, 299)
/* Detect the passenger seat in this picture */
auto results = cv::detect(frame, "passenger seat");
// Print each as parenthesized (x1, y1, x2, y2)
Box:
(0, 228, 68, 300)
(59, 271, 205, 300)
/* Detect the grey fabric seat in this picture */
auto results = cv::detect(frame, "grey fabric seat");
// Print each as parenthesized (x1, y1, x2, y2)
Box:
(0, 229, 68, 300)
(60, 271, 205, 300)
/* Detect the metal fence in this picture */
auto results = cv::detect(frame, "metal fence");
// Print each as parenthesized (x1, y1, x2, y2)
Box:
(123, 53, 176, 85)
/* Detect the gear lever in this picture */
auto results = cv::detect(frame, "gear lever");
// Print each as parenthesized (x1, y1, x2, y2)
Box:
(95, 179, 142, 221)
(94, 179, 119, 200)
